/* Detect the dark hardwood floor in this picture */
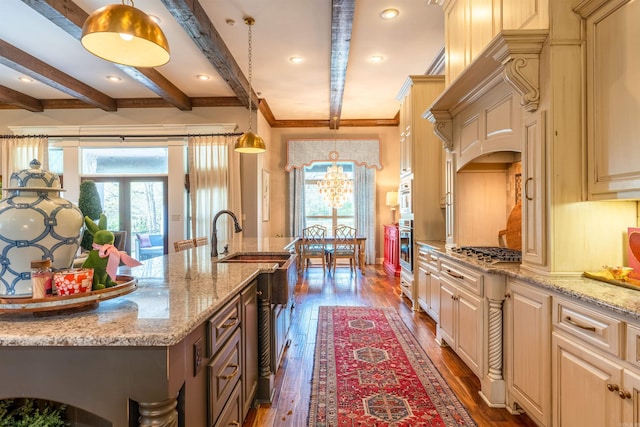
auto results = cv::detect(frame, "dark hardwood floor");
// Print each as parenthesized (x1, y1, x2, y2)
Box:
(243, 264, 538, 426)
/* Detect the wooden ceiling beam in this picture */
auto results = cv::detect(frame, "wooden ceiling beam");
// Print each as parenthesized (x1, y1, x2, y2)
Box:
(20, 0, 193, 111)
(0, 84, 43, 112)
(0, 39, 117, 111)
(160, 0, 259, 110)
(329, 0, 355, 130)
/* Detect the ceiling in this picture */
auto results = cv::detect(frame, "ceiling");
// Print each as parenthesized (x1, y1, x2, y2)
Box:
(0, 0, 444, 129)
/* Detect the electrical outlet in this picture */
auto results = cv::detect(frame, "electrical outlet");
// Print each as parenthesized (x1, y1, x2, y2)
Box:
(193, 338, 204, 376)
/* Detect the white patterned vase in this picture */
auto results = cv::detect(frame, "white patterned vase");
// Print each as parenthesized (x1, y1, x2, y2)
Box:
(0, 159, 83, 297)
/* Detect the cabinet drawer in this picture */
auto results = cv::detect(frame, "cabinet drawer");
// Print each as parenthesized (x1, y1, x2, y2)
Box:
(214, 380, 243, 427)
(626, 324, 640, 369)
(439, 259, 483, 296)
(208, 295, 241, 356)
(553, 298, 622, 357)
(208, 328, 242, 426)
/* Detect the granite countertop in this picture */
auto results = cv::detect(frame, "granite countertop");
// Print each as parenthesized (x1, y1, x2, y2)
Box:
(416, 240, 640, 321)
(0, 237, 297, 347)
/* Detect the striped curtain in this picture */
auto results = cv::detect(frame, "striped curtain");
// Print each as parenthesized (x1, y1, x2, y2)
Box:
(354, 165, 376, 264)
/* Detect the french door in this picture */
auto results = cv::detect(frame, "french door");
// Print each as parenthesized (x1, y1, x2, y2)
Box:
(81, 177, 168, 258)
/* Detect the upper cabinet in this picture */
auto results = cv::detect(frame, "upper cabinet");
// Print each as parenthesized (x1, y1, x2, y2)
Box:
(397, 76, 446, 242)
(443, 0, 549, 85)
(576, 0, 640, 200)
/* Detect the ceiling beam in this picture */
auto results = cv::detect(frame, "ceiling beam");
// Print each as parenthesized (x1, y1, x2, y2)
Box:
(20, 0, 193, 111)
(0, 84, 43, 112)
(0, 39, 117, 111)
(329, 0, 355, 129)
(160, 0, 259, 109)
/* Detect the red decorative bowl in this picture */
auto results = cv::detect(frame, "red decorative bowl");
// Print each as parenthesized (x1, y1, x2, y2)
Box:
(53, 268, 94, 295)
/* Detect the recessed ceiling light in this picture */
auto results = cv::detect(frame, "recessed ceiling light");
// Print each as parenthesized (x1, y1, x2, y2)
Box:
(106, 75, 122, 82)
(289, 56, 304, 64)
(380, 8, 399, 19)
(225, 19, 236, 26)
(18, 77, 33, 83)
(369, 55, 384, 63)
(197, 74, 210, 81)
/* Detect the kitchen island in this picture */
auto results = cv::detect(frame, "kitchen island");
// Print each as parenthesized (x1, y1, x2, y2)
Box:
(0, 237, 296, 427)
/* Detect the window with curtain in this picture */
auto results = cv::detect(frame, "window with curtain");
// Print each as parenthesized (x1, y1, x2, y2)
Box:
(304, 162, 355, 234)
(1, 136, 49, 180)
(187, 135, 242, 243)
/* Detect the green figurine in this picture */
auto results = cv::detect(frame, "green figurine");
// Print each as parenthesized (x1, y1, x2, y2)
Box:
(81, 214, 142, 290)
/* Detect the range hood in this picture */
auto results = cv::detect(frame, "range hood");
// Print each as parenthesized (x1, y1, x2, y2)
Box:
(423, 29, 549, 152)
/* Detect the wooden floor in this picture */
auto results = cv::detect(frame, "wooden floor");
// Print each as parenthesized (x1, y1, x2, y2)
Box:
(243, 264, 538, 427)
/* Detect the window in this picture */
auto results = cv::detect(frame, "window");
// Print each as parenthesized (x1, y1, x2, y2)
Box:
(81, 147, 168, 175)
(304, 162, 354, 235)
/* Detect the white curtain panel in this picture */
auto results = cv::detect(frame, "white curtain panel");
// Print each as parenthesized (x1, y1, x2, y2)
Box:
(289, 168, 306, 236)
(187, 135, 241, 243)
(1, 136, 49, 181)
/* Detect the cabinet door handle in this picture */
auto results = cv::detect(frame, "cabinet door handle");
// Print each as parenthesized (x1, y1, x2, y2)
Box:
(619, 390, 632, 399)
(446, 191, 452, 207)
(220, 317, 239, 329)
(445, 269, 464, 280)
(525, 177, 534, 201)
(607, 383, 620, 392)
(564, 316, 596, 332)
(219, 364, 239, 380)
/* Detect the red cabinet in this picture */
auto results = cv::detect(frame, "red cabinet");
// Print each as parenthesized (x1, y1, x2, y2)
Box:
(384, 224, 401, 276)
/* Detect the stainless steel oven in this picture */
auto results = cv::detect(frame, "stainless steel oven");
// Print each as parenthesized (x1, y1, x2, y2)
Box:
(398, 218, 413, 272)
(399, 178, 412, 218)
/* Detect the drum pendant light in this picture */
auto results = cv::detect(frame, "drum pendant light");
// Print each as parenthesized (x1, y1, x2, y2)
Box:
(81, 1, 170, 67)
(235, 17, 266, 154)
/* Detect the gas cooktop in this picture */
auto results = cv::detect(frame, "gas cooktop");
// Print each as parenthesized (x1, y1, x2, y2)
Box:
(452, 246, 522, 264)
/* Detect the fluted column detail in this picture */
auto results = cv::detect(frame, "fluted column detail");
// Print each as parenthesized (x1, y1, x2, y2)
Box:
(138, 396, 178, 427)
(487, 298, 504, 381)
(258, 298, 271, 377)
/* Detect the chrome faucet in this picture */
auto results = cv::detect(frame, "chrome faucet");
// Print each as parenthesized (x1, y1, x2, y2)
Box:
(211, 210, 243, 257)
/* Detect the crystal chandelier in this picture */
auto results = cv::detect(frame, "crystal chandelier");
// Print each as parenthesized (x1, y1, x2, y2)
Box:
(318, 163, 352, 208)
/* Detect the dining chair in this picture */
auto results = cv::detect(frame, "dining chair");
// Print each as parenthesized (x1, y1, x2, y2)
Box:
(329, 225, 358, 274)
(173, 239, 196, 252)
(192, 236, 209, 247)
(300, 225, 328, 274)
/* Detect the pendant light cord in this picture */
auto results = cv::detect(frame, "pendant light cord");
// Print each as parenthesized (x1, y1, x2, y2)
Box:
(246, 17, 254, 133)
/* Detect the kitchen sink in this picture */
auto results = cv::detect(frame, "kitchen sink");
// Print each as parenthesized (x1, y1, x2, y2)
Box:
(216, 253, 292, 265)
(216, 252, 297, 305)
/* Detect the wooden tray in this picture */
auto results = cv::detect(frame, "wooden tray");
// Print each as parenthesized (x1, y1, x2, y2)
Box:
(583, 271, 640, 291)
(0, 275, 137, 314)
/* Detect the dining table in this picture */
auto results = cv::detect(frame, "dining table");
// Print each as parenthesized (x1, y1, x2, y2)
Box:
(294, 236, 367, 273)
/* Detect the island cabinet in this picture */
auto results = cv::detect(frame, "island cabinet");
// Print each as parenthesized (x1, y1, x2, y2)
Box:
(208, 279, 258, 426)
(504, 278, 551, 427)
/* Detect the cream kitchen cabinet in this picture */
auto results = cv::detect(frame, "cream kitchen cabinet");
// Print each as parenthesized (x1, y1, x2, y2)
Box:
(579, 0, 640, 200)
(444, 154, 455, 247)
(504, 278, 551, 427)
(437, 259, 483, 377)
(521, 110, 547, 270)
(416, 243, 441, 322)
(550, 295, 640, 427)
(443, 0, 549, 84)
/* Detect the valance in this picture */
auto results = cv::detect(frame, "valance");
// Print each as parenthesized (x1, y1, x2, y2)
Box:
(285, 139, 382, 171)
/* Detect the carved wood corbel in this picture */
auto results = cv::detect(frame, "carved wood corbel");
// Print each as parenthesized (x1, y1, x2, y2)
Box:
(502, 55, 540, 112)
(423, 110, 453, 152)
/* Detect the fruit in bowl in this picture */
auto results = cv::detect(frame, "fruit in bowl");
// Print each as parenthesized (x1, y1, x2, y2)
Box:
(53, 268, 94, 295)
(604, 266, 634, 281)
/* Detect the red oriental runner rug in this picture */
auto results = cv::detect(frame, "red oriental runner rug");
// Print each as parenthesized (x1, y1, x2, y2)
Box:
(308, 306, 476, 427)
